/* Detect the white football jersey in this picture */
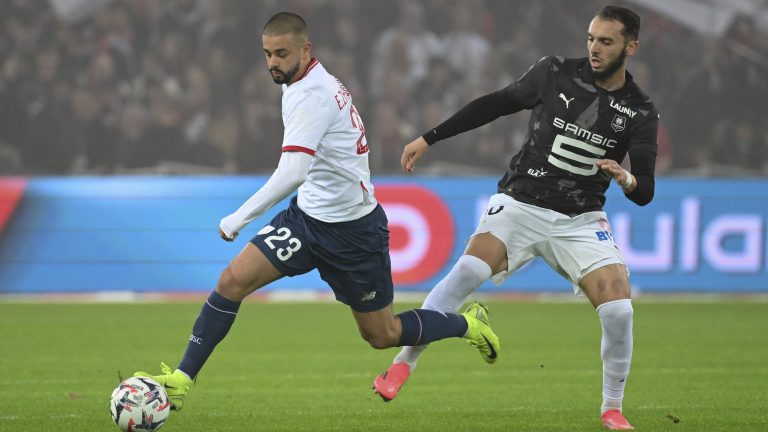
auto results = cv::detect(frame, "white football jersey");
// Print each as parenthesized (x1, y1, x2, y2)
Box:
(281, 59, 377, 222)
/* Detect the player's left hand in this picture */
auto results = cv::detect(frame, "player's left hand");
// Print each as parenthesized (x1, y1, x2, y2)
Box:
(219, 228, 238, 242)
(401, 137, 429, 174)
(596, 159, 635, 192)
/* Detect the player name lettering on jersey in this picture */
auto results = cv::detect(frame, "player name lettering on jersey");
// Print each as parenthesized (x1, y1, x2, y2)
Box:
(334, 79, 350, 110)
(552, 117, 616, 148)
(609, 99, 637, 118)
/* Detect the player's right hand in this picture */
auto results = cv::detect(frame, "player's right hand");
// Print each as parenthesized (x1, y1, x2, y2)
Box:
(401, 137, 429, 174)
(219, 228, 238, 242)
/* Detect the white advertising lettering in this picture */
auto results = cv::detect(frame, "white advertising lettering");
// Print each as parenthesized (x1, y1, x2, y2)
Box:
(614, 196, 764, 273)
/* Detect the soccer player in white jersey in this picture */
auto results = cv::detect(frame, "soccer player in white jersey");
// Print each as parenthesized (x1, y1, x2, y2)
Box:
(135, 12, 499, 412)
(373, 6, 658, 430)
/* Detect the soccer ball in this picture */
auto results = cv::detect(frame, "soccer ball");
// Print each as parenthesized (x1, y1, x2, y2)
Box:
(109, 376, 170, 431)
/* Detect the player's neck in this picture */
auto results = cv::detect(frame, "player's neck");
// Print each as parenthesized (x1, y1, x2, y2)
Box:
(595, 68, 627, 92)
(288, 57, 314, 86)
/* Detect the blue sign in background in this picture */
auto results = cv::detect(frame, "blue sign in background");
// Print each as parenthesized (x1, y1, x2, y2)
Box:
(0, 177, 766, 293)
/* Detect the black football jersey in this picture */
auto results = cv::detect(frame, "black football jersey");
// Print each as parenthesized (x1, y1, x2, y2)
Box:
(496, 56, 659, 215)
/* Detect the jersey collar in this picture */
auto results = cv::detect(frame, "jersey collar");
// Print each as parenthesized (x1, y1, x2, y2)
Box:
(291, 57, 319, 84)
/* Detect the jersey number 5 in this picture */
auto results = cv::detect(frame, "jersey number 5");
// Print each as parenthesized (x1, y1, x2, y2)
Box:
(350, 105, 369, 154)
(547, 134, 606, 176)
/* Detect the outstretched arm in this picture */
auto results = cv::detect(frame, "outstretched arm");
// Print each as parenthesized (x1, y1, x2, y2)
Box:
(402, 90, 526, 174)
(421, 90, 522, 146)
(405, 57, 551, 173)
(219, 151, 313, 241)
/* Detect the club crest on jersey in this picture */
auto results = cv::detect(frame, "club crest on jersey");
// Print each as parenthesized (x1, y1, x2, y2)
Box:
(611, 114, 627, 132)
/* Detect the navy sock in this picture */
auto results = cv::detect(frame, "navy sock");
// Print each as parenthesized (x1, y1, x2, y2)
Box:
(177, 291, 241, 379)
(397, 309, 468, 347)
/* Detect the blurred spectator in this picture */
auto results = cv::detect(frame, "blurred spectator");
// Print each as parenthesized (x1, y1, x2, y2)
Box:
(19, 44, 80, 174)
(368, 100, 416, 172)
(1, 0, 767, 176)
(415, 58, 463, 111)
(141, 78, 187, 166)
(234, 65, 282, 173)
(667, 41, 722, 172)
(369, 1, 442, 99)
(438, 0, 491, 90)
(116, 102, 149, 169)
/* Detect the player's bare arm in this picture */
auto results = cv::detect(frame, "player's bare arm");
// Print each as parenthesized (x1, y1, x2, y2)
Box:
(596, 159, 635, 193)
(401, 137, 430, 174)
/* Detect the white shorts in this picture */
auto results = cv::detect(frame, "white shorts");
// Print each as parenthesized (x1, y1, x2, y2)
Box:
(474, 193, 627, 295)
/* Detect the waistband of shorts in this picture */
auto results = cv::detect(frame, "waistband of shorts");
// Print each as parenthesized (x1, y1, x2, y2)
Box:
(503, 191, 600, 217)
(294, 198, 384, 229)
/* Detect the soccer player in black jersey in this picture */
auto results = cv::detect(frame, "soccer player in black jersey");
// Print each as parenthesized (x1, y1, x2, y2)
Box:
(373, 6, 657, 430)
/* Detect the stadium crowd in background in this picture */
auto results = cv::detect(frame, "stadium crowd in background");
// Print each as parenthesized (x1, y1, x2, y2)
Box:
(1, 0, 767, 176)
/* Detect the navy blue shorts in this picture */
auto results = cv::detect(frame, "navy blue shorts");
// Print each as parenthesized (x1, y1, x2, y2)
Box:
(250, 197, 393, 312)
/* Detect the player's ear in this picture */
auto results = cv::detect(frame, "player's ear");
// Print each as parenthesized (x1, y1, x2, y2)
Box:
(625, 39, 639, 57)
(302, 40, 312, 60)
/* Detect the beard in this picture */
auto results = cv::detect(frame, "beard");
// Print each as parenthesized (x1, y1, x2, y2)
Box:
(269, 62, 301, 85)
(592, 48, 627, 81)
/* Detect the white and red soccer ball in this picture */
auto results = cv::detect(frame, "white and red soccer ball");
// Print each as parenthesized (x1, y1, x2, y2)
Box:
(109, 377, 170, 431)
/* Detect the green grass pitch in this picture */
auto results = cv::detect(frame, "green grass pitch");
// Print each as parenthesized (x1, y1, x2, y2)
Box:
(1, 300, 766, 431)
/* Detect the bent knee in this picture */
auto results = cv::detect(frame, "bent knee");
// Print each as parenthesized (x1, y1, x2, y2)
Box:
(610, 300, 634, 320)
(360, 329, 399, 349)
(216, 266, 250, 300)
(365, 337, 394, 350)
(598, 298, 634, 321)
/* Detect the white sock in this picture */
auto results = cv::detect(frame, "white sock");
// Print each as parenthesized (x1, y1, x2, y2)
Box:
(393, 255, 492, 370)
(597, 299, 634, 414)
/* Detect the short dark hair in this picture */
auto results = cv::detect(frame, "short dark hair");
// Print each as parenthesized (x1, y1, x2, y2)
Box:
(597, 6, 641, 41)
(263, 12, 308, 38)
